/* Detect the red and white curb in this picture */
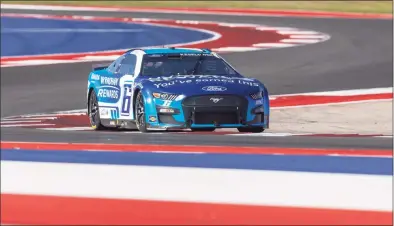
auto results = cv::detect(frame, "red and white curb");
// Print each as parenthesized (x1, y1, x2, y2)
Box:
(1, 3, 392, 19)
(2, 87, 392, 138)
(0, 13, 330, 67)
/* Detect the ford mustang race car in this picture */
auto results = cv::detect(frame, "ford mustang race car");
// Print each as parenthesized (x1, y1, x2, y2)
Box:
(86, 47, 270, 133)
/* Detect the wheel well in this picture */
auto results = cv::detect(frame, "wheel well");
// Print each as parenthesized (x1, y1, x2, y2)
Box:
(87, 88, 94, 112)
(133, 88, 140, 108)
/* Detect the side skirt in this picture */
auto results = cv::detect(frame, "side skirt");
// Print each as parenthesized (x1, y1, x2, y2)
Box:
(101, 119, 138, 130)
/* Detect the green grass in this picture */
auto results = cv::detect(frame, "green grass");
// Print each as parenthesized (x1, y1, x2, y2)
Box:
(3, 1, 393, 14)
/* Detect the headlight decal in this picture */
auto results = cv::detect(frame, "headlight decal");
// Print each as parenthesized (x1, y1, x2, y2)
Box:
(152, 92, 178, 100)
(250, 91, 263, 100)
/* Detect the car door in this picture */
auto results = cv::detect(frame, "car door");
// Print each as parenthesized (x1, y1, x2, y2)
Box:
(116, 53, 137, 119)
(95, 55, 124, 105)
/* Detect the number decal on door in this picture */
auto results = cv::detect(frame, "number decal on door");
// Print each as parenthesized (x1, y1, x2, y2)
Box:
(121, 84, 133, 116)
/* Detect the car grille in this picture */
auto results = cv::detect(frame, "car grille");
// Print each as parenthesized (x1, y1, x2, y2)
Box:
(194, 112, 238, 124)
(182, 95, 248, 125)
(182, 94, 246, 107)
(158, 115, 179, 124)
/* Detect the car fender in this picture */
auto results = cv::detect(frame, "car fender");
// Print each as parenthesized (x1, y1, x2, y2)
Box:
(138, 87, 157, 121)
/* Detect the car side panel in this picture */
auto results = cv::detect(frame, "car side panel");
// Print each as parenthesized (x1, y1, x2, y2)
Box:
(87, 52, 145, 122)
(88, 69, 120, 120)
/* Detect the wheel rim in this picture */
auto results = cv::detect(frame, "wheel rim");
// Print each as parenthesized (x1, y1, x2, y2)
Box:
(136, 95, 145, 129)
(89, 93, 99, 126)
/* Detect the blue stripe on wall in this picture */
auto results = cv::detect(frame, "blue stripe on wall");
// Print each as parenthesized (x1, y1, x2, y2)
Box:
(1, 149, 392, 175)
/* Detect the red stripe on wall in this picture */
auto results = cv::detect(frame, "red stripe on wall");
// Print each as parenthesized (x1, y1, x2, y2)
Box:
(1, 194, 392, 225)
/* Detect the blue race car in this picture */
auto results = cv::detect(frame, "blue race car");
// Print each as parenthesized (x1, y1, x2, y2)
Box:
(86, 47, 270, 133)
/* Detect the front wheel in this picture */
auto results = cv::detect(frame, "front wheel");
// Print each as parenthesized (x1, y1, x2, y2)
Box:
(134, 92, 149, 133)
(237, 127, 265, 133)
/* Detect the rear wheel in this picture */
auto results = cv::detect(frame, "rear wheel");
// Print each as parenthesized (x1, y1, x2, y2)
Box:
(88, 90, 106, 130)
(135, 92, 149, 133)
(237, 127, 265, 133)
(191, 128, 216, 132)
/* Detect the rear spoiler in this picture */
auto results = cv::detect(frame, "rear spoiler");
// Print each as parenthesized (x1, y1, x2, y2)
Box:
(92, 63, 110, 71)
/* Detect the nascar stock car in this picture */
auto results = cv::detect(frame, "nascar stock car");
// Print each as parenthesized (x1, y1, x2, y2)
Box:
(86, 47, 270, 133)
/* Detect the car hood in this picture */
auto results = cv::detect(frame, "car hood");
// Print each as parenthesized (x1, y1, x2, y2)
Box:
(139, 75, 262, 96)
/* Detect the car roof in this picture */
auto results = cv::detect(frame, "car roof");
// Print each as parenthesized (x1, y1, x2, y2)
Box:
(125, 47, 212, 55)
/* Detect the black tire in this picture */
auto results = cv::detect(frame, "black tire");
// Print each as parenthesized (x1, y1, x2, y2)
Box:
(88, 90, 106, 130)
(237, 127, 265, 133)
(191, 128, 216, 132)
(134, 92, 149, 133)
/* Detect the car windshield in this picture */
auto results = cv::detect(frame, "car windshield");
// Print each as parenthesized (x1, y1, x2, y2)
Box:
(140, 53, 241, 77)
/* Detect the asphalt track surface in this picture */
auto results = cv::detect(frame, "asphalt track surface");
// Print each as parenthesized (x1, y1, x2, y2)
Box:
(1, 9, 393, 149)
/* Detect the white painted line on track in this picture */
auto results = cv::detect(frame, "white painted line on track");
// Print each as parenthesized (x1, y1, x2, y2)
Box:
(0, 124, 55, 127)
(19, 113, 84, 117)
(289, 34, 328, 39)
(1, 59, 89, 66)
(1, 117, 57, 121)
(0, 120, 42, 124)
(0, 4, 120, 11)
(1, 28, 145, 33)
(272, 98, 393, 109)
(217, 22, 260, 27)
(271, 87, 393, 97)
(255, 26, 296, 31)
(79, 55, 120, 60)
(253, 43, 297, 48)
(39, 127, 92, 131)
(2, 161, 392, 211)
(211, 47, 262, 52)
(277, 30, 321, 35)
(280, 39, 321, 43)
(229, 132, 311, 137)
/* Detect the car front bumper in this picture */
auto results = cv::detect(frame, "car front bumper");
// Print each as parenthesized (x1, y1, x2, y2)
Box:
(145, 94, 269, 130)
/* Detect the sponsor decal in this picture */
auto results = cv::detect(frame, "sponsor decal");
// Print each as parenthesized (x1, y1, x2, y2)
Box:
(180, 53, 214, 56)
(237, 80, 259, 87)
(97, 87, 120, 104)
(150, 75, 259, 88)
(210, 97, 223, 103)
(91, 73, 100, 80)
(99, 107, 119, 119)
(99, 108, 109, 117)
(110, 109, 119, 119)
(148, 75, 255, 82)
(97, 88, 119, 99)
(154, 80, 192, 88)
(149, 116, 157, 122)
(100, 76, 119, 86)
(202, 86, 227, 92)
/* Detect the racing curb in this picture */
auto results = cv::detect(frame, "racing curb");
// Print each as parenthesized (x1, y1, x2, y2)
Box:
(1, 3, 392, 19)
